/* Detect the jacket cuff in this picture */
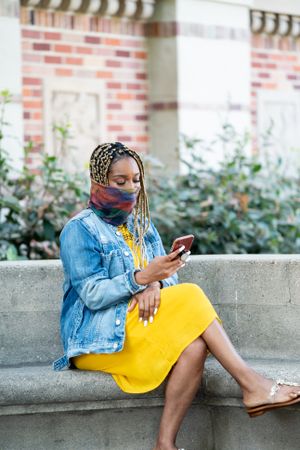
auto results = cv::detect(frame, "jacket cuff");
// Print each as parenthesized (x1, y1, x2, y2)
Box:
(126, 269, 147, 294)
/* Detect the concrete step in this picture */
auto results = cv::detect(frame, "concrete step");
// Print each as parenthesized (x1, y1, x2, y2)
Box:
(1, 359, 300, 450)
(1, 257, 300, 450)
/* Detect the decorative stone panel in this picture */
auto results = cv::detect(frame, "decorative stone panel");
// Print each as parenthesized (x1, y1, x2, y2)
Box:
(44, 78, 105, 172)
(20, 0, 156, 20)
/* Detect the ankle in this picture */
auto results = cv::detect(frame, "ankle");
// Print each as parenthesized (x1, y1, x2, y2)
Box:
(155, 437, 177, 450)
(237, 367, 264, 393)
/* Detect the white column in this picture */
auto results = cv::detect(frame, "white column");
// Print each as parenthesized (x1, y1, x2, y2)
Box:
(0, 0, 24, 170)
(147, 0, 179, 170)
(148, 0, 254, 170)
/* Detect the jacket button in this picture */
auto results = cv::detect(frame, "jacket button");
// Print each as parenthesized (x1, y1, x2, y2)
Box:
(113, 343, 118, 349)
(116, 231, 121, 236)
(124, 251, 129, 256)
(115, 319, 121, 325)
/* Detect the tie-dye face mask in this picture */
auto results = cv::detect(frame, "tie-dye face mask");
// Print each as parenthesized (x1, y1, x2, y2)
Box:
(88, 178, 140, 226)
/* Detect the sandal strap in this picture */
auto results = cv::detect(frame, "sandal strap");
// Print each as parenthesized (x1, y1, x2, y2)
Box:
(269, 379, 300, 403)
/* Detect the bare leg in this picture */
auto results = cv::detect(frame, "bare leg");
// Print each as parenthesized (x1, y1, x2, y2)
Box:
(201, 319, 300, 407)
(154, 337, 207, 450)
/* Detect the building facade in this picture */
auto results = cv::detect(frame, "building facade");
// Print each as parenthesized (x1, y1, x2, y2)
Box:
(1, 0, 300, 172)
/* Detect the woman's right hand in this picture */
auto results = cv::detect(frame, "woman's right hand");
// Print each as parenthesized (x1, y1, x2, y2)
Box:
(134, 245, 186, 285)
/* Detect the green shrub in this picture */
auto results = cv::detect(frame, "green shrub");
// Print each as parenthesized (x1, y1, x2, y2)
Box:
(0, 91, 88, 260)
(1, 90, 300, 259)
(146, 124, 300, 254)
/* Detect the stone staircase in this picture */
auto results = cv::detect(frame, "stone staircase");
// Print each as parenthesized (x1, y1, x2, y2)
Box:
(1, 256, 300, 450)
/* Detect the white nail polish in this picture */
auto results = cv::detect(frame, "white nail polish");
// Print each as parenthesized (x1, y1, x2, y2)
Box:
(144, 320, 148, 327)
(149, 316, 153, 323)
(154, 307, 158, 315)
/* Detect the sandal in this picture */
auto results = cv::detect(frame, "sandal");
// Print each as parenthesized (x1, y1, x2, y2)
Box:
(247, 379, 300, 418)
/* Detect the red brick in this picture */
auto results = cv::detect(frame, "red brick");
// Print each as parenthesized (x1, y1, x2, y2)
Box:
(258, 73, 270, 78)
(135, 114, 148, 120)
(287, 74, 297, 80)
(23, 77, 42, 85)
(262, 83, 277, 89)
(33, 43, 50, 51)
(107, 103, 123, 110)
(117, 93, 134, 100)
(44, 32, 61, 40)
(23, 54, 42, 63)
(116, 50, 130, 57)
(56, 68, 73, 77)
(85, 36, 101, 44)
(45, 56, 62, 64)
(31, 89, 42, 97)
(108, 125, 123, 131)
(24, 112, 30, 119)
(22, 30, 41, 39)
(285, 55, 297, 62)
(32, 112, 42, 120)
(269, 54, 284, 61)
(106, 60, 121, 68)
(136, 135, 148, 142)
(65, 57, 83, 65)
(136, 73, 147, 80)
(294, 85, 300, 89)
(104, 38, 121, 46)
(134, 51, 147, 59)
(136, 94, 147, 101)
(252, 62, 262, 68)
(76, 46, 93, 54)
(265, 63, 277, 69)
(23, 100, 42, 109)
(253, 52, 268, 59)
(96, 71, 113, 78)
(54, 44, 73, 53)
(117, 136, 132, 141)
(107, 82, 122, 89)
(127, 83, 141, 90)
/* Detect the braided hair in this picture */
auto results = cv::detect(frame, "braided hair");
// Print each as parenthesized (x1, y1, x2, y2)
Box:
(89, 142, 151, 254)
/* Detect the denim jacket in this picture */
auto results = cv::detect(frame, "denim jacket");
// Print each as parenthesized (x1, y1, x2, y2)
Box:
(53, 208, 178, 370)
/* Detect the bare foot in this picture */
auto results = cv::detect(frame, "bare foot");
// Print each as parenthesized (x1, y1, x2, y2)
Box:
(243, 375, 300, 408)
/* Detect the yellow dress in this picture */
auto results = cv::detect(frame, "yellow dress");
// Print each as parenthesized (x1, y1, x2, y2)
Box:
(73, 224, 220, 394)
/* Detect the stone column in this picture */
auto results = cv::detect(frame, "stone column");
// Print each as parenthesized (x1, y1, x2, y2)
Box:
(148, 0, 254, 170)
(0, 0, 24, 170)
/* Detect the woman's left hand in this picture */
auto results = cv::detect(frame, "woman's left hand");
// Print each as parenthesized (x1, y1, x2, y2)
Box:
(127, 282, 161, 325)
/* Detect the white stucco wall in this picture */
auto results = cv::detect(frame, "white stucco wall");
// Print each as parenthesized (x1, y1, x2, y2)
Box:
(0, 14, 24, 170)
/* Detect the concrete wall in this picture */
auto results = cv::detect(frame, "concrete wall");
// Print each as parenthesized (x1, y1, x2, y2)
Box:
(1, 256, 300, 450)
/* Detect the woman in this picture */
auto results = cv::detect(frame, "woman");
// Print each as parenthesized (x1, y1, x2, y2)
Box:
(54, 142, 300, 450)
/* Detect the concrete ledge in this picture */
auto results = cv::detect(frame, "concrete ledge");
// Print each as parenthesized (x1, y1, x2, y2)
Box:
(1, 258, 300, 450)
(1, 358, 300, 416)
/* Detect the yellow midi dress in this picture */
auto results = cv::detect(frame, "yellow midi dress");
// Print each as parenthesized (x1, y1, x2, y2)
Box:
(73, 224, 220, 394)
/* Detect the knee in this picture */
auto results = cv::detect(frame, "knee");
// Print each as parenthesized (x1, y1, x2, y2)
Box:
(183, 337, 207, 362)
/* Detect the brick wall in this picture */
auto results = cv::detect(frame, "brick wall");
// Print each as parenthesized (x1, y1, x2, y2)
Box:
(251, 33, 300, 145)
(20, 7, 149, 170)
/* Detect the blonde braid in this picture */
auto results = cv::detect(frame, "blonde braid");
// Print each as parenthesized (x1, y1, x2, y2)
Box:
(90, 142, 151, 263)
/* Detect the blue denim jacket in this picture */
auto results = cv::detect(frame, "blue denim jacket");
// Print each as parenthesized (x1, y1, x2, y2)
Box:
(53, 208, 178, 370)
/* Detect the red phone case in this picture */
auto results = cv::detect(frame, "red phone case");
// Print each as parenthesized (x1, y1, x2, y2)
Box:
(170, 234, 194, 253)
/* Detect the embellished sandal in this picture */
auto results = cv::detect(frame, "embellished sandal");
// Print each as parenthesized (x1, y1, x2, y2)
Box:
(247, 379, 300, 418)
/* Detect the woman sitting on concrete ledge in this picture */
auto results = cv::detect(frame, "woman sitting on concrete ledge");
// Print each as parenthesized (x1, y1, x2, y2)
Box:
(54, 141, 300, 450)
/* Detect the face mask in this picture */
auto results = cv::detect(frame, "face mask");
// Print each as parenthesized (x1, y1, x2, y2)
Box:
(88, 178, 140, 226)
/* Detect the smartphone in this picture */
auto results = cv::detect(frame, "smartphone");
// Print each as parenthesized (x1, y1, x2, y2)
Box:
(170, 234, 194, 256)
